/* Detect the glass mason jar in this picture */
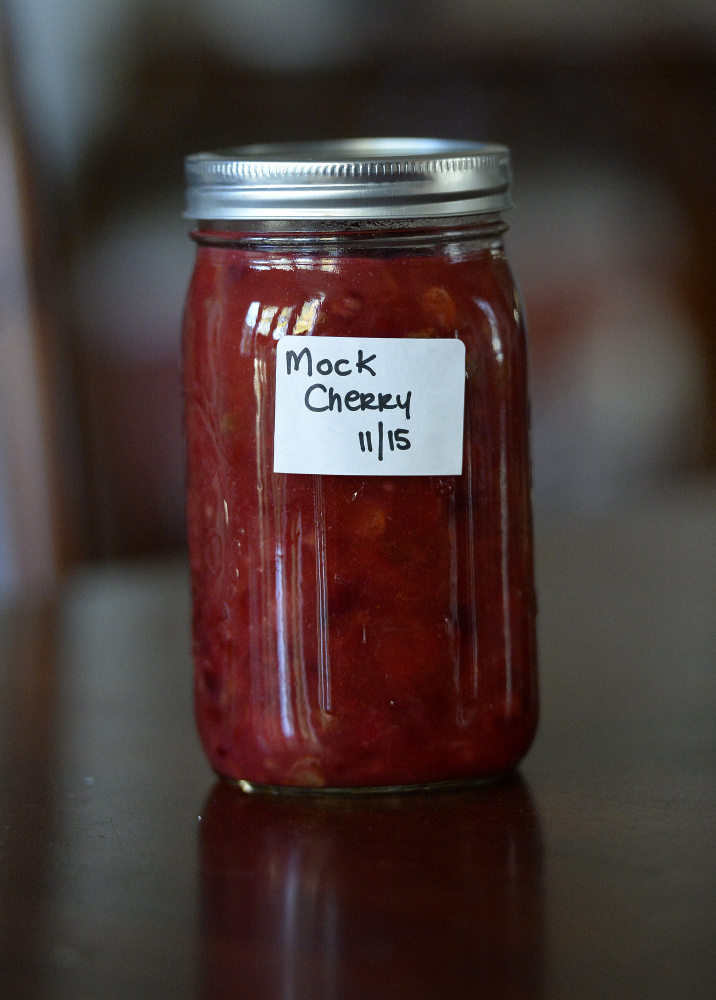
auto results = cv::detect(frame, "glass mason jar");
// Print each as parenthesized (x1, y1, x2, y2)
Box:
(183, 140, 537, 791)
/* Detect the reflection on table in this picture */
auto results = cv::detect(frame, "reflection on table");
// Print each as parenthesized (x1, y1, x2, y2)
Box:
(200, 777, 543, 1000)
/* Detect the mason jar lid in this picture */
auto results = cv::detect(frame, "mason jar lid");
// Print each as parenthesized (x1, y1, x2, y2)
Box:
(184, 139, 511, 221)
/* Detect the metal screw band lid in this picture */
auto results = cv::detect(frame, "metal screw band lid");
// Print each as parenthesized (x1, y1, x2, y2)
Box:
(184, 139, 511, 220)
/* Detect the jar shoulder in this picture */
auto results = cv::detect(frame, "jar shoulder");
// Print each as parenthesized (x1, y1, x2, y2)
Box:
(184, 244, 522, 352)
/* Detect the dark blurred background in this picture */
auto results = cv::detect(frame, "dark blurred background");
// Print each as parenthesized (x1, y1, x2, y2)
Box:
(0, 0, 714, 599)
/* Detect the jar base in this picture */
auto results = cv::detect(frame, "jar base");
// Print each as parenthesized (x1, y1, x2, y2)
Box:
(222, 773, 510, 796)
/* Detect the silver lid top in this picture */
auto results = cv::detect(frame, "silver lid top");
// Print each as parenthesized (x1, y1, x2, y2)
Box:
(184, 139, 511, 221)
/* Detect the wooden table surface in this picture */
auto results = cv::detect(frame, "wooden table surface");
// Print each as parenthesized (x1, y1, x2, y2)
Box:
(1, 497, 715, 998)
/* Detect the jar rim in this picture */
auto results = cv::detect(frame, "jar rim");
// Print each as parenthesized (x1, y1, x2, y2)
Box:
(184, 139, 511, 221)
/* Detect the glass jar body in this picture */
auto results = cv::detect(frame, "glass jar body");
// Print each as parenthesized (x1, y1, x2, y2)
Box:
(183, 221, 537, 789)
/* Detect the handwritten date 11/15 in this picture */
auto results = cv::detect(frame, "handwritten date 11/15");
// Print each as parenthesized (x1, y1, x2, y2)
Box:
(359, 421, 410, 461)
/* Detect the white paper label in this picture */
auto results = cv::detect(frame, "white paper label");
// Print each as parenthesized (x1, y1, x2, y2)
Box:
(273, 336, 465, 475)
